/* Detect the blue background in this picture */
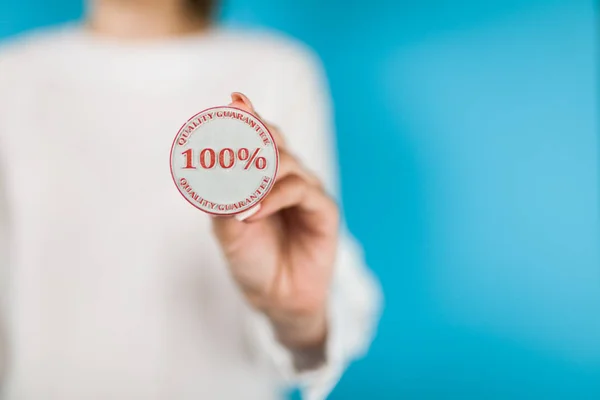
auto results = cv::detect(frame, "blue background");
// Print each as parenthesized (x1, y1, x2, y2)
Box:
(1, 1, 599, 398)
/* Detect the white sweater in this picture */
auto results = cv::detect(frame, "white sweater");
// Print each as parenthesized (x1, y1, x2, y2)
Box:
(0, 25, 380, 400)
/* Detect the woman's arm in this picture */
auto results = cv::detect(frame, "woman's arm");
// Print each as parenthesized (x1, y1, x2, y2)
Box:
(238, 45, 383, 400)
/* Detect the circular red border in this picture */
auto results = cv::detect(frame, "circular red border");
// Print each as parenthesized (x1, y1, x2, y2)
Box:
(169, 106, 280, 216)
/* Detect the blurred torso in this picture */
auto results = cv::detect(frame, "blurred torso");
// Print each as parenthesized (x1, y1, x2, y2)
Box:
(0, 26, 304, 399)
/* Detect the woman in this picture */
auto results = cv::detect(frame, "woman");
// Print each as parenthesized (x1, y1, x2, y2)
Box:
(0, 0, 381, 399)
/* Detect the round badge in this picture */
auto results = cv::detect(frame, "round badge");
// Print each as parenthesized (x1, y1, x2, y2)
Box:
(170, 106, 279, 216)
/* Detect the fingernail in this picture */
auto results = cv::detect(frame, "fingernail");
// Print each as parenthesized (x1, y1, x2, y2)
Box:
(230, 92, 254, 111)
(235, 204, 261, 222)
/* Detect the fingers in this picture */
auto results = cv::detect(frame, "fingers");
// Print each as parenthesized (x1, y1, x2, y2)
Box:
(246, 174, 338, 225)
(230, 92, 254, 113)
(228, 92, 286, 147)
(228, 93, 308, 182)
(234, 204, 262, 222)
(276, 151, 321, 187)
(264, 122, 286, 149)
(253, 175, 309, 219)
(233, 151, 327, 223)
(222, 92, 335, 225)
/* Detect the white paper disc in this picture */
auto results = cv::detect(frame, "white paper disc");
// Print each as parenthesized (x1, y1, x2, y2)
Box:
(170, 106, 279, 216)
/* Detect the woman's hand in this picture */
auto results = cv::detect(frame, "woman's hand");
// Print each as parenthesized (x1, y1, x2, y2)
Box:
(212, 93, 339, 353)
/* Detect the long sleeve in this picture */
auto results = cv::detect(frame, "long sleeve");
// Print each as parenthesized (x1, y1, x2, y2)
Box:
(0, 146, 8, 384)
(243, 43, 383, 400)
(0, 52, 10, 383)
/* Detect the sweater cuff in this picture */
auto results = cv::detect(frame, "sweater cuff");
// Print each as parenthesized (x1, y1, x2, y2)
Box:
(245, 291, 347, 400)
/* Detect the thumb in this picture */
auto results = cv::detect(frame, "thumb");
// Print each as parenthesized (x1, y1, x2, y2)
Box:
(229, 92, 255, 114)
(229, 92, 285, 148)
